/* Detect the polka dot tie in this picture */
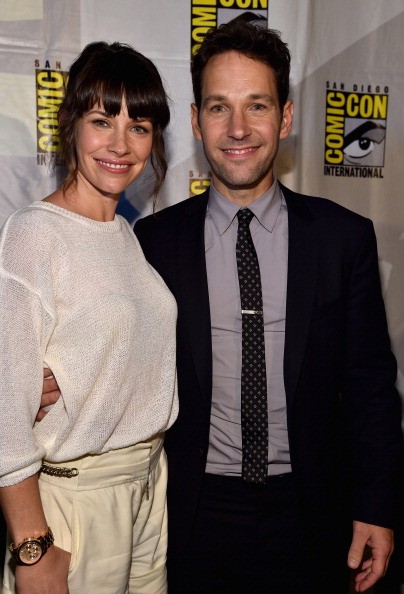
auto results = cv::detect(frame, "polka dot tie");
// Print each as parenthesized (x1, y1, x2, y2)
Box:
(236, 208, 268, 484)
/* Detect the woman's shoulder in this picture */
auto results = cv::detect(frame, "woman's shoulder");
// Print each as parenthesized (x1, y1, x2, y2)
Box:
(0, 202, 67, 277)
(2, 201, 65, 235)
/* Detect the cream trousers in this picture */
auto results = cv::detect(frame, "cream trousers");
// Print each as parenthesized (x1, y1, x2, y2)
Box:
(3, 436, 168, 594)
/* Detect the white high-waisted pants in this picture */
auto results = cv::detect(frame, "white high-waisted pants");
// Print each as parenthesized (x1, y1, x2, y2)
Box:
(3, 435, 167, 594)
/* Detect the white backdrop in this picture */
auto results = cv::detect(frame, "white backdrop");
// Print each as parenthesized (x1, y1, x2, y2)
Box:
(1, 0, 403, 410)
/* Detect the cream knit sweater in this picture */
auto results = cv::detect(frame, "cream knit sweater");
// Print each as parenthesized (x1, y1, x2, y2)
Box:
(0, 201, 178, 487)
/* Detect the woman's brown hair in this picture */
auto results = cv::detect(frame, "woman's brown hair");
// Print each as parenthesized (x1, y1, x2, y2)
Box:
(58, 41, 170, 198)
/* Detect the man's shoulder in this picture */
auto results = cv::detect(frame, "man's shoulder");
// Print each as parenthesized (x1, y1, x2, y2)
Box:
(281, 184, 371, 227)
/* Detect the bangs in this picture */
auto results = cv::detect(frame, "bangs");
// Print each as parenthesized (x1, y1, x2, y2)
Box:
(74, 55, 168, 124)
(85, 84, 158, 122)
(58, 41, 170, 198)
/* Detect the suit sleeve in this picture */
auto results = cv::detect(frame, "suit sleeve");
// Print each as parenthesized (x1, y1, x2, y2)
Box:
(342, 220, 402, 528)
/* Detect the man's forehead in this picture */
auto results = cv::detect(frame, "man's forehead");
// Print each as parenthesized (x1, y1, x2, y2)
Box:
(200, 53, 277, 101)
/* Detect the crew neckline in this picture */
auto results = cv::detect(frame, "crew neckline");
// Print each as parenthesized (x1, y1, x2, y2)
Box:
(30, 201, 122, 232)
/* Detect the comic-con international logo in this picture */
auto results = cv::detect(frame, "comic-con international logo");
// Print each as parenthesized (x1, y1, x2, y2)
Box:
(189, 170, 211, 196)
(324, 83, 389, 178)
(191, 0, 268, 58)
(35, 59, 67, 166)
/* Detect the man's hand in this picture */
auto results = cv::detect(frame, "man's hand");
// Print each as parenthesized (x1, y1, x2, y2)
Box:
(348, 520, 394, 592)
(36, 368, 61, 421)
(16, 544, 71, 594)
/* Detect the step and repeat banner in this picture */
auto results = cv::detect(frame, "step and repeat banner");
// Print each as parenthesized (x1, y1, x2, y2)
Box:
(1, 0, 404, 407)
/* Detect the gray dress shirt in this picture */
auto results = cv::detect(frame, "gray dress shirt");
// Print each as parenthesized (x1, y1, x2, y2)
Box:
(205, 180, 292, 476)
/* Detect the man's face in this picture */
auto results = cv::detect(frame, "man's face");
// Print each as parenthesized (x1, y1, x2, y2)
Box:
(191, 51, 293, 205)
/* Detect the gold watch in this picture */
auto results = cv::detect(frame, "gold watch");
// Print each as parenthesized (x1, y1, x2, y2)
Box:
(9, 527, 54, 565)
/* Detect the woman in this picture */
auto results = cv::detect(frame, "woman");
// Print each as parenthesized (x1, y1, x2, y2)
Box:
(0, 42, 178, 594)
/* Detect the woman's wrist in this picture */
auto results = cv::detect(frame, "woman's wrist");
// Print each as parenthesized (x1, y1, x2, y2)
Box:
(0, 474, 48, 543)
(9, 527, 54, 566)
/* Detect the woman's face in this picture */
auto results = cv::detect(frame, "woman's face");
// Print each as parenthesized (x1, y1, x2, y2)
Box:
(74, 99, 153, 199)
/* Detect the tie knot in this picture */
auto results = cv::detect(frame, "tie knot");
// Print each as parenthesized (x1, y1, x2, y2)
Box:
(237, 208, 254, 227)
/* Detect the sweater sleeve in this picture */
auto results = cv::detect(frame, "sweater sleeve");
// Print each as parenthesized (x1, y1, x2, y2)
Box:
(0, 212, 56, 486)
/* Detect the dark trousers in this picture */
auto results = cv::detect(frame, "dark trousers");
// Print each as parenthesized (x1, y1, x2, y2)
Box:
(168, 472, 349, 594)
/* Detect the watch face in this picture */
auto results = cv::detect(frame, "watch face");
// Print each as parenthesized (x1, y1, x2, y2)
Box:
(18, 540, 43, 565)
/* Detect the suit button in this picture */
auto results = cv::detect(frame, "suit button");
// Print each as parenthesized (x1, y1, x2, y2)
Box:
(199, 448, 204, 458)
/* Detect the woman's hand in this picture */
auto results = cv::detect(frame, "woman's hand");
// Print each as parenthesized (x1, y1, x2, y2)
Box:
(36, 368, 61, 421)
(15, 545, 71, 594)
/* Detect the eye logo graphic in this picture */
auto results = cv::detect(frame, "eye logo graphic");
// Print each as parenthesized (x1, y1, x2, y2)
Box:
(343, 120, 386, 167)
(324, 86, 388, 179)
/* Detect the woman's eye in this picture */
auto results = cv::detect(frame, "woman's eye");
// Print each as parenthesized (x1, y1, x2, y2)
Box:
(132, 121, 152, 133)
(93, 119, 109, 127)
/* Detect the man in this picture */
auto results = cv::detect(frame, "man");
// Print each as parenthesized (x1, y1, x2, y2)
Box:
(42, 18, 402, 594)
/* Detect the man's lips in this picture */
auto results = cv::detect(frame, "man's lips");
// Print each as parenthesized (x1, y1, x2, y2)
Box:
(222, 147, 258, 156)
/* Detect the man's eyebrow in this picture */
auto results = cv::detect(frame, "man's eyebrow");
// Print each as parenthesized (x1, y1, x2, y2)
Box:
(248, 93, 276, 103)
(203, 94, 227, 104)
(203, 93, 276, 104)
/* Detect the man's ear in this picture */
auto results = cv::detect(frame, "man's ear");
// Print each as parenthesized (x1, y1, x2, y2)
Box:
(191, 103, 202, 141)
(279, 99, 294, 140)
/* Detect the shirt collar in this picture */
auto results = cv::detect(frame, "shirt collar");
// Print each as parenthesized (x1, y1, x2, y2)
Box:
(207, 178, 282, 236)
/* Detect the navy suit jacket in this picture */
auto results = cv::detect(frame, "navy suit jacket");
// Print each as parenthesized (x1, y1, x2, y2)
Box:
(134, 185, 402, 570)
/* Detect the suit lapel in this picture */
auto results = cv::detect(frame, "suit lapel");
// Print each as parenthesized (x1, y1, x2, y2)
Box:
(283, 186, 319, 405)
(177, 192, 212, 405)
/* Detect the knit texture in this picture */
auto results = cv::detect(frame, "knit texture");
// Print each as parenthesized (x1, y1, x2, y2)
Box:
(0, 201, 178, 487)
